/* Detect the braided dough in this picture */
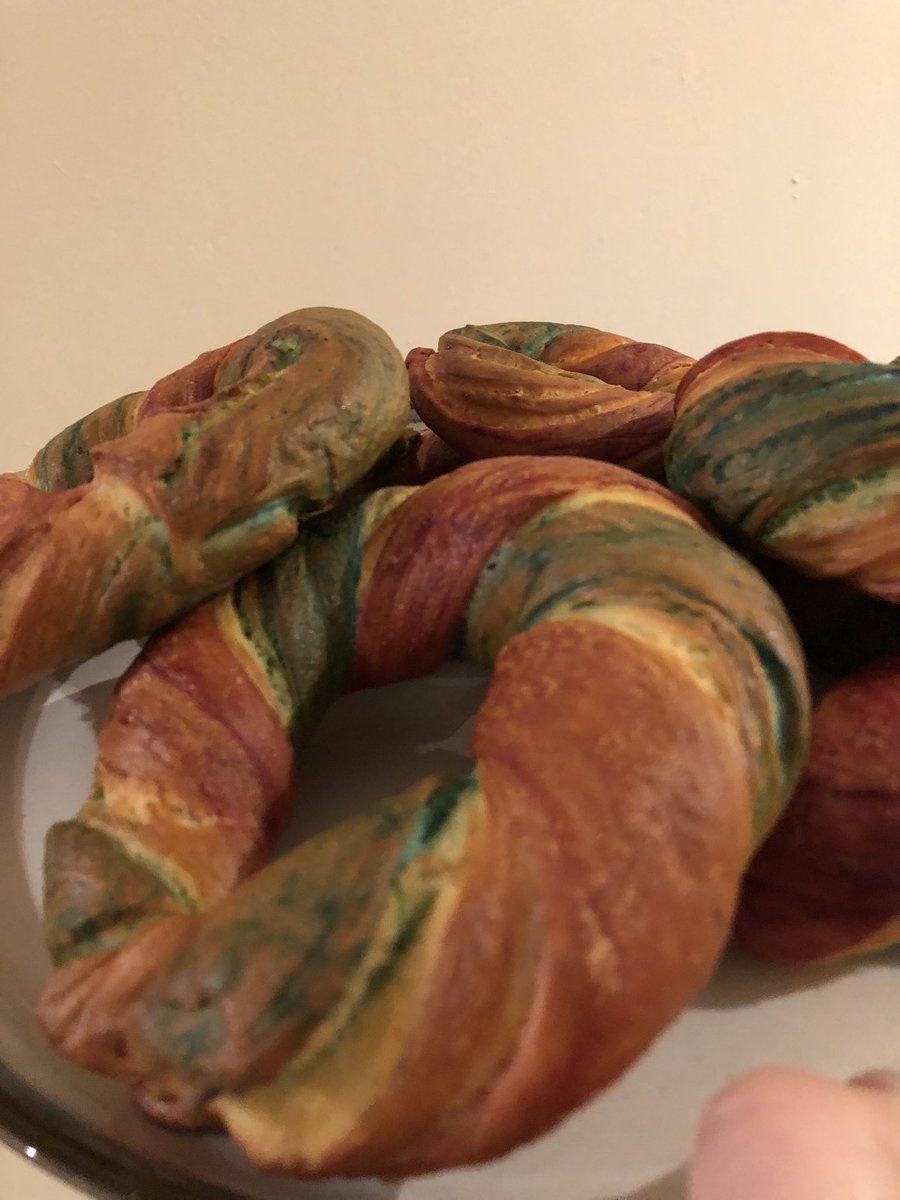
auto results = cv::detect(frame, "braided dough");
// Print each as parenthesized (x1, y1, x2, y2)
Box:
(666, 330, 900, 599)
(0, 307, 408, 698)
(407, 321, 693, 476)
(38, 456, 808, 1176)
(667, 330, 900, 962)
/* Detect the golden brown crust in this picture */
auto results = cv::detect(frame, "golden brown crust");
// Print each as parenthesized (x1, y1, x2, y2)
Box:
(667, 328, 900, 963)
(0, 307, 409, 697)
(672, 330, 867, 418)
(352, 455, 689, 686)
(82, 601, 296, 906)
(396, 619, 752, 1169)
(665, 330, 900, 599)
(37, 456, 807, 1176)
(407, 322, 693, 476)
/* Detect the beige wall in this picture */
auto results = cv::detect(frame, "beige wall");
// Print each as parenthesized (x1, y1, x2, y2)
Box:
(3, 1, 899, 470)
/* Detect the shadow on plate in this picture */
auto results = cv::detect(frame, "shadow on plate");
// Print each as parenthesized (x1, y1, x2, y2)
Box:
(66, 677, 120, 734)
(279, 663, 489, 848)
(613, 1166, 687, 1199)
(695, 943, 853, 1010)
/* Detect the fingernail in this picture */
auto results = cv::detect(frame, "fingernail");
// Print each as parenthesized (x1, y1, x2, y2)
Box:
(849, 1069, 900, 1094)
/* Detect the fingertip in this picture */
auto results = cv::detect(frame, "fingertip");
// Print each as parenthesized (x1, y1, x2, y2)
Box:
(690, 1070, 796, 1200)
(689, 1068, 854, 1200)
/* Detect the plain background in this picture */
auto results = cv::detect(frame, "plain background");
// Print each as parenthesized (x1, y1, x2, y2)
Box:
(1, 2, 899, 1197)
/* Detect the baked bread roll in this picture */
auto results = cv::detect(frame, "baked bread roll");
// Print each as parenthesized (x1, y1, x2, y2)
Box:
(407, 321, 692, 476)
(665, 330, 900, 599)
(666, 330, 900, 962)
(735, 655, 900, 962)
(38, 456, 808, 1176)
(0, 307, 408, 698)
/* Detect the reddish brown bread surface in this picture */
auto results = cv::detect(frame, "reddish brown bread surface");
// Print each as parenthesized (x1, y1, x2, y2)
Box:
(666, 327, 900, 963)
(408, 321, 693, 476)
(0, 307, 409, 698)
(736, 655, 900, 963)
(667, 329, 900, 599)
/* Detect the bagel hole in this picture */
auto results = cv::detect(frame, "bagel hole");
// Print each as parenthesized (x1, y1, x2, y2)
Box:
(275, 661, 491, 854)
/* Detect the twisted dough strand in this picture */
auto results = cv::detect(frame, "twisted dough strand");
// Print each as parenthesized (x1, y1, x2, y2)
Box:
(21, 338, 241, 491)
(666, 330, 900, 599)
(666, 330, 900, 963)
(38, 457, 807, 1176)
(0, 308, 408, 697)
(407, 321, 693, 475)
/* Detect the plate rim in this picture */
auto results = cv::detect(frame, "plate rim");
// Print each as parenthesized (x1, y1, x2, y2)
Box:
(0, 1055, 291, 1200)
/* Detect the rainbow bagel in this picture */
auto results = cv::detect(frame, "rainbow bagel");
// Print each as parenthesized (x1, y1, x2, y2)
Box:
(407, 321, 692, 475)
(665, 330, 900, 600)
(735, 654, 900, 963)
(38, 456, 808, 1176)
(666, 329, 900, 964)
(0, 307, 408, 698)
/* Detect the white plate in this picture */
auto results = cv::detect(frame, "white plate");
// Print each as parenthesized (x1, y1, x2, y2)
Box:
(1, 643, 896, 1200)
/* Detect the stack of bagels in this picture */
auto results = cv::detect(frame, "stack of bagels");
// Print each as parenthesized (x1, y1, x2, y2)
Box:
(2, 306, 896, 1177)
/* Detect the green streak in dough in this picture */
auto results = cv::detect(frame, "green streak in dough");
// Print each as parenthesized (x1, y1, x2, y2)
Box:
(53, 463, 807, 1122)
(667, 362, 900, 540)
(451, 320, 589, 362)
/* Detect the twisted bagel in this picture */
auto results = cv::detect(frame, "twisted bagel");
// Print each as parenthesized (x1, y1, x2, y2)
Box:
(735, 655, 900, 963)
(347, 417, 462, 492)
(38, 456, 808, 1176)
(0, 307, 408, 698)
(665, 330, 900, 963)
(407, 321, 693, 475)
(665, 330, 900, 599)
